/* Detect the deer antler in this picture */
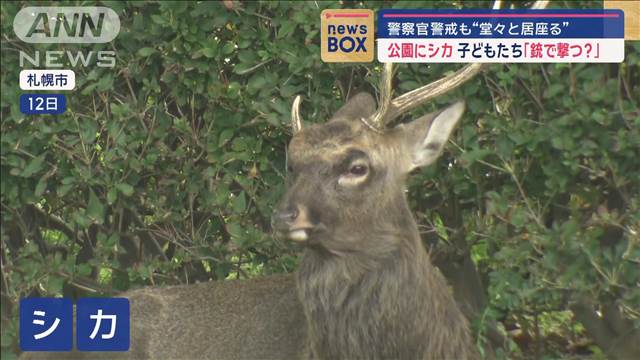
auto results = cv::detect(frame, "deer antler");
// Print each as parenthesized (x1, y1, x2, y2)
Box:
(380, 63, 484, 125)
(361, 0, 550, 131)
(291, 95, 303, 133)
(362, 62, 394, 132)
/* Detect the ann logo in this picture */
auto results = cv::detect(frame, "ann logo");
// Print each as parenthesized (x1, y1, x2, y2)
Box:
(321, 9, 374, 62)
(27, 12, 105, 38)
(13, 7, 120, 44)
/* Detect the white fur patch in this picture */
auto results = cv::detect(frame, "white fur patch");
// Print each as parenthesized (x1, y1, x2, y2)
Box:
(289, 229, 308, 242)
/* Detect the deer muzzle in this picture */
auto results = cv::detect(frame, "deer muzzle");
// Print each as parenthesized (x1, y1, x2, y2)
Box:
(272, 205, 315, 242)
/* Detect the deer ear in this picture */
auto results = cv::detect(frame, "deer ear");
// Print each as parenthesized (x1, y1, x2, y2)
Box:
(400, 101, 465, 171)
(330, 92, 376, 121)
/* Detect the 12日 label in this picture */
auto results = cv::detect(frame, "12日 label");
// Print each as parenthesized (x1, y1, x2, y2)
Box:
(20, 94, 67, 115)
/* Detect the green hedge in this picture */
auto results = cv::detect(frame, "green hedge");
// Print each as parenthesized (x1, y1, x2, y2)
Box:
(1, 1, 638, 359)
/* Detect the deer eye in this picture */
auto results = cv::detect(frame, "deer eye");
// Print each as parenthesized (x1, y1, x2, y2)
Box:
(338, 161, 369, 187)
(348, 164, 368, 176)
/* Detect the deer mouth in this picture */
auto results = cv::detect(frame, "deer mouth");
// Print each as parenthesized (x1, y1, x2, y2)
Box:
(288, 224, 323, 241)
(272, 221, 314, 242)
(285, 222, 328, 243)
(288, 228, 310, 242)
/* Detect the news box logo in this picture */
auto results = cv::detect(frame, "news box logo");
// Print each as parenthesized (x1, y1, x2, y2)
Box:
(321, 9, 374, 62)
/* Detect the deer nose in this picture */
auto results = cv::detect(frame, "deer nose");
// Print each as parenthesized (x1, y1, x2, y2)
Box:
(274, 207, 299, 225)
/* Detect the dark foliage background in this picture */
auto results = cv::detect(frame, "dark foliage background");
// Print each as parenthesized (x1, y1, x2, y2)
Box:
(1, 1, 638, 359)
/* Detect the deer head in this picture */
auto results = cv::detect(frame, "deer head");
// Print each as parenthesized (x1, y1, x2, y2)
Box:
(272, 63, 477, 255)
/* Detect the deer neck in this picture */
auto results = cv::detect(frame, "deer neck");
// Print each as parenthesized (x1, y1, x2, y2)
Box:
(296, 195, 437, 358)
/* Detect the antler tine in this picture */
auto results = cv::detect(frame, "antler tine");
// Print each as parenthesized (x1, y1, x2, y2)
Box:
(531, 0, 550, 10)
(291, 95, 303, 133)
(384, 63, 485, 123)
(363, 62, 394, 131)
(381, 0, 549, 124)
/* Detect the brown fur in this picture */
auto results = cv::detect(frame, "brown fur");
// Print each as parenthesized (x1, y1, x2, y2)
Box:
(275, 93, 475, 359)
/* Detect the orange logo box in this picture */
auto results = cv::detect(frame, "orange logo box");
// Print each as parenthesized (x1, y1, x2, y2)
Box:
(604, 1, 639, 40)
(321, 9, 374, 62)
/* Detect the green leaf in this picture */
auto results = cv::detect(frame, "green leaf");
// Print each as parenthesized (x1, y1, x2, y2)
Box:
(34, 177, 47, 197)
(218, 129, 234, 147)
(22, 155, 45, 177)
(222, 42, 235, 55)
(137, 47, 157, 57)
(247, 74, 267, 93)
(58, 184, 74, 197)
(116, 183, 134, 197)
(45, 275, 65, 295)
(460, 148, 492, 167)
(232, 192, 246, 213)
(227, 222, 246, 246)
(86, 190, 105, 224)
(544, 83, 565, 99)
(201, 47, 217, 58)
(233, 62, 254, 75)
(238, 50, 257, 63)
(77, 264, 92, 276)
(95, 74, 114, 91)
(107, 187, 118, 204)
(278, 21, 296, 39)
(150, 14, 166, 25)
(112, 270, 130, 291)
(231, 138, 247, 152)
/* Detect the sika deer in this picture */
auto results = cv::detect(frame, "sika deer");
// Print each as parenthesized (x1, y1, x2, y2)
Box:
(272, 63, 477, 360)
